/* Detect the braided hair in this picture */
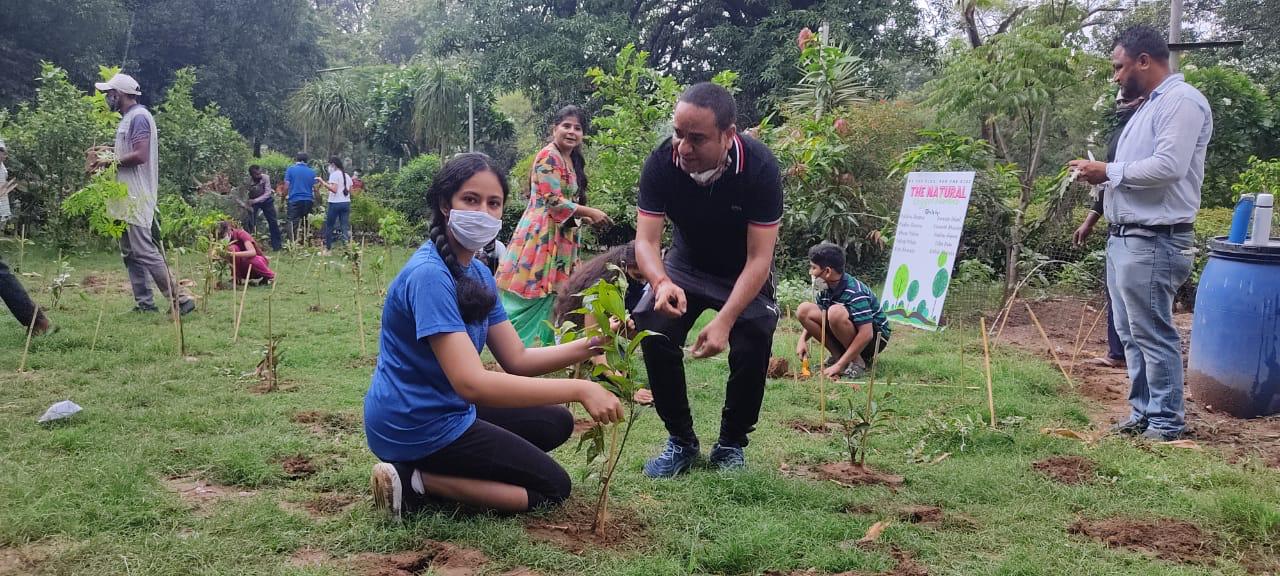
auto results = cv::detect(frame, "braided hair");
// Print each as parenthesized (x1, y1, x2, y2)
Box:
(426, 153, 511, 324)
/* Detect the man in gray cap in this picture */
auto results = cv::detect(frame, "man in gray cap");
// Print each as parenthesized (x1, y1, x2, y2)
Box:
(89, 73, 194, 314)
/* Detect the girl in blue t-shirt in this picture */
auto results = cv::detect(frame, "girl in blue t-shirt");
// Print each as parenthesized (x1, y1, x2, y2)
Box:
(365, 153, 623, 518)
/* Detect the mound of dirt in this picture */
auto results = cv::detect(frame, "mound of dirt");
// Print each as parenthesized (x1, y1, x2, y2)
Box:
(768, 357, 791, 378)
(280, 456, 316, 478)
(784, 461, 905, 488)
(1032, 455, 1096, 485)
(764, 548, 928, 575)
(291, 410, 361, 436)
(1068, 517, 1218, 565)
(162, 475, 257, 516)
(524, 499, 649, 554)
(896, 505, 943, 524)
(351, 540, 490, 576)
(785, 419, 840, 435)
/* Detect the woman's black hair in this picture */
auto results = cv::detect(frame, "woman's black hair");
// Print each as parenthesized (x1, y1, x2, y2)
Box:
(551, 105, 589, 204)
(328, 156, 348, 196)
(551, 242, 636, 324)
(426, 153, 511, 324)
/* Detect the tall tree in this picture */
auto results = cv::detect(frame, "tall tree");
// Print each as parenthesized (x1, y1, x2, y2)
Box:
(0, 0, 127, 106)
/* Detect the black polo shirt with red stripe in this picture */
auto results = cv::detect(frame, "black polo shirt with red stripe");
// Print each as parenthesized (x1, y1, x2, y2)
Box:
(637, 133, 783, 279)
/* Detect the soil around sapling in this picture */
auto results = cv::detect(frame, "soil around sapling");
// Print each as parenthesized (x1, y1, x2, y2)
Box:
(523, 498, 650, 554)
(349, 540, 491, 576)
(784, 461, 905, 487)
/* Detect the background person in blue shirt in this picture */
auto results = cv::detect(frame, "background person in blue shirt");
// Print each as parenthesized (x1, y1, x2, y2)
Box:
(284, 152, 317, 244)
(1069, 25, 1212, 441)
(365, 153, 623, 518)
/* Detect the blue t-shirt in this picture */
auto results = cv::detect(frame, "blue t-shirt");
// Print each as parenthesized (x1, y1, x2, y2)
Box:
(284, 162, 317, 203)
(363, 243, 508, 462)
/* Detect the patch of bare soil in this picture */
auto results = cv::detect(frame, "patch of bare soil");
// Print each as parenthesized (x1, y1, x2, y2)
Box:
(523, 498, 649, 554)
(992, 299, 1280, 470)
(783, 461, 904, 488)
(1068, 517, 1218, 565)
(288, 548, 332, 568)
(785, 419, 840, 435)
(161, 475, 257, 516)
(1032, 455, 1096, 485)
(896, 505, 943, 524)
(350, 541, 490, 576)
(763, 548, 929, 576)
(0, 540, 66, 576)
(291, 410, 362, 436)
(280, 455, 317, 478)
(768, 356, 791, 378)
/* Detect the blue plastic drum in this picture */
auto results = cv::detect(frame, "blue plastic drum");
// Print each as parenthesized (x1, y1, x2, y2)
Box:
(1188, 238, 1280, 418)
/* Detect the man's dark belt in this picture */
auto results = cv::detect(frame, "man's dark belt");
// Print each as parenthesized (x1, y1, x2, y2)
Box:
(1108, 222, 1194, 236)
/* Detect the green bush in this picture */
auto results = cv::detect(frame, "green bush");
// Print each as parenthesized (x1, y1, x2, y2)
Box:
(157, 194, 229, 247)
(349, 193, 388, 235)
(156, 68, 251, 199)
(0, 63, 115, 236)
(390, 154, 441, 223)
(1186, 67, 1274, 208)
(254, 151, 293, 185)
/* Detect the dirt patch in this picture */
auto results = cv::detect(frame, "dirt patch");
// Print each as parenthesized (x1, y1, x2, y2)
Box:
(785, 419, 840, 435)
(0, 540, 65, 575)
(523, 498, 649, 554)
(350, 540, 490, 576)
(81, 273, 129, 295)
(162, 475, 258, 516)
(896, 505, 943, 524)
(291, 410, 362, 436)
(764, 548, 928, 576)
(1068, 517, 1218, 565)
(784, 461, 904, 488)
(992, 298, 1280, 470)
(280, 455, 317, 478)
(288, 548, 332, 568)
(768, 357, 791, 379)
(307, 492, 359, 516)
(1032, 455, 1096, 485)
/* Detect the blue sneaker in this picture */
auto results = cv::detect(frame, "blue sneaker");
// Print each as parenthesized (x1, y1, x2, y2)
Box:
(643, 438, 699, 478)
(709, 442, 746, 471)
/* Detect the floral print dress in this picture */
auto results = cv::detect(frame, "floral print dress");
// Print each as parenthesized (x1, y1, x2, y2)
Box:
(495, 143, 582, 345)
(496, 143, 581, 299)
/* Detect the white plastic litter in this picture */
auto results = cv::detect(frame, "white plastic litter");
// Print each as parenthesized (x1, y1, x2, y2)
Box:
(37, 400, 82, 423)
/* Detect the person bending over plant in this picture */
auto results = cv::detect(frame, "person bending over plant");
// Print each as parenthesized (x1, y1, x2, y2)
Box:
(214, 221, 275, 285)
(364, 153, 623, 518)
(796, 243, 891, 380)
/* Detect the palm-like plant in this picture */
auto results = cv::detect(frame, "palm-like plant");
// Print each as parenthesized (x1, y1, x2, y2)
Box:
(786, 38, 872, 120)
(412, 64, 466, 155)
(289, 75, 367, 154)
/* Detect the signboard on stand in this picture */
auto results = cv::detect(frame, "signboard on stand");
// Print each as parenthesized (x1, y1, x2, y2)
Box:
(880, 171, 975, 331)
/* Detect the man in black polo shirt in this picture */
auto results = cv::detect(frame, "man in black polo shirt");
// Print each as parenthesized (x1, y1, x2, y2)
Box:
(633, 82, 782, 477)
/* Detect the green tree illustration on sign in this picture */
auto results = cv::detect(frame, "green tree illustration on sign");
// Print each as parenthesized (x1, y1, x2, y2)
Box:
(907, 279, 920, 301)
(892, 264, 909, 300)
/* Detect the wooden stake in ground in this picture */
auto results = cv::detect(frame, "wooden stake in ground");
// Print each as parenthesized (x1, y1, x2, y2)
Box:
(90, 298, 105, 352)
(232, 264, 252, 343)
(162, 242, 187, 358)
(18, 305, 39, 372)
(1071, 303, 1108, 369)
(980, 317, 996, 428)
(994, 282, 1025, 340)
(18, 225, 26, 272)
(354, 240, 368, 356)
(818, 310, 828, 424)
(1067, 300, 1090, 377)
(1024, 303, 1073, 388)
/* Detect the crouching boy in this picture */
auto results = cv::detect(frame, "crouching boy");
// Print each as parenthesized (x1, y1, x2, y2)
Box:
(796, 243, 891, 380)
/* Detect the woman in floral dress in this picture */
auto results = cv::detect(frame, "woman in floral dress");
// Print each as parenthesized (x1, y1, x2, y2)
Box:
(496, 106, 611, 346)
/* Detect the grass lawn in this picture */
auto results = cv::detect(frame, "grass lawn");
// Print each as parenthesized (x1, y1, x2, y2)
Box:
(1, 245, 1276, 575)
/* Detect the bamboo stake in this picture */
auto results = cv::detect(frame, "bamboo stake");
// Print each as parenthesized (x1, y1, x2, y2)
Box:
(90, 299, 105, 352)
(1067, 299, 1090, 377)
(818, 310, 828, 424)
(232, 263, 252, 343)
(355, 240, 367, 356)
(18, 305, 39, 372)
(994, 283, 1022, 340)
(1024, 303, 1072, 388)
(980, 317, 996, 428)
(838, 380, 981, 390)
(18, 225, 26, 273)
(1072, 303, 1108, 368)
(165, 244, 187, 358)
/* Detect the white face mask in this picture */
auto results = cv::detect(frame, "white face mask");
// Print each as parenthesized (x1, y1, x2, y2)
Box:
(447, 209, 502, 252)
(811, 275, 827, 293)
(687, 164, 727, 186)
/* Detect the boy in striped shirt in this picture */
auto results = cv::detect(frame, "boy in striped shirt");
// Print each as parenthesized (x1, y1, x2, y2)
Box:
(796, 243, 891, 380)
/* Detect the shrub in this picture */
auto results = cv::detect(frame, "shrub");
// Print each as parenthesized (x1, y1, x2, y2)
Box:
(389, 154, 441, 223)
(254, 151, 293, 185)
(1185, 67, 1273, 208)
(349, 193, 388, 236)
(156, 68, 251, 199)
